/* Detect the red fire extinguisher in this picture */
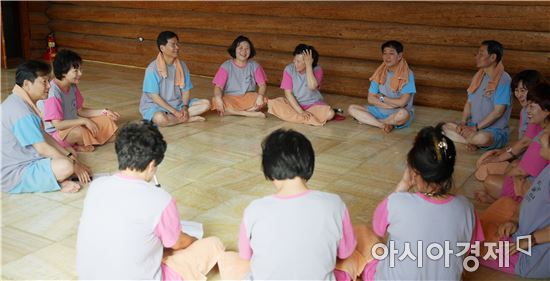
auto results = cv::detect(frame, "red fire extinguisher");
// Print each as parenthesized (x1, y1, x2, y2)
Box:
(43, 33, 57, 62)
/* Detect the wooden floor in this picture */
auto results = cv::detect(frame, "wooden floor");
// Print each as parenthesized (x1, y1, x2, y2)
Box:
(1, 61, 529, 280)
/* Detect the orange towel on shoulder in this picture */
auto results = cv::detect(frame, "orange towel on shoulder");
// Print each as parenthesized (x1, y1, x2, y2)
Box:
(467, 61, 504, 96)
(369, 58, 410, 93)
(13, 85, 43, 118)
(13, 85, 45, 130)
(156, 52, 185, 89)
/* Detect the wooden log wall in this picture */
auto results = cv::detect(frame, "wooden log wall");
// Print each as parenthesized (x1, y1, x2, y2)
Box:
(27, 2, 50, 59)
(44, 1, 550, 113)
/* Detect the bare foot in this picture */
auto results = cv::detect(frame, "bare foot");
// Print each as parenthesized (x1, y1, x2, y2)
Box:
(474, 190, 496, 204)
(75, 145, 95, 152)
(383, 124, 394, 134)
(188, 116, 206, 122)
(474, 167, 488, 181)
(467, 144, 479, 151)
(60, 180, 81, 193)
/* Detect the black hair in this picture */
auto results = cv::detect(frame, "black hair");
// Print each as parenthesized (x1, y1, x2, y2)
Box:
(53, 49, 82, 80)
(511, 70, 544, 93)
(527, 82, 550, 121)
(481, 40, 504, 64)
(407, 123, 456, 196)
(227, 35, 256, 59)
(157, 31, 179, 52)
(262, 129, 315, 181)
(116, 120, 167, 172)
(293, 44, 319, 68)
(15, 60, 51, 87)
(381, 40, 404, 54)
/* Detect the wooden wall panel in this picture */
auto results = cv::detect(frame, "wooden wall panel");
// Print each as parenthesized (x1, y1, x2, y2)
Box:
(56, 1, 550, 32)
(43, 1, 550, 115)
(18, 1, 31, 60)
(55, 31, 474, 90)
(27, 2, 50, 59)
(48, 20, 549, 75)
(46, 4, 549, 53)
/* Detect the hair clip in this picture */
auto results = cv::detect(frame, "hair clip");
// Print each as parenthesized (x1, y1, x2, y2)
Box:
(438, 139, 448, 151)
(433, 137, 442, 161)
(433, 137, 449, 161)
(438, 138, 449, 159)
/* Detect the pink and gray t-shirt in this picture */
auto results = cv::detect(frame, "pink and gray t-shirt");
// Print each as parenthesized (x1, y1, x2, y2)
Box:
(76, 174, 184, 280)
(1, 94, 47, 191)
(467, 72, 512, 131)
(280, 64, 325, 106)
(519, 107, 529, 139)
(140, 59, 193, 118)
(368, 192, 484, 280)
(39, 80, 84, 134)
(519, 107, 543, 140)
(501, 130, 547, 201)
(239, 190, 356, 280)
(513, 164, 550, 278)
(212, 59, 267, 96)
(520, 130, 549, 182)
(368, 70, 416, 116)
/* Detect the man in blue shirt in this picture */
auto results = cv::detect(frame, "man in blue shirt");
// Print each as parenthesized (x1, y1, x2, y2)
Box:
(1, 60, 91, 193)
(443, 40, 512, 150)
(139, 31, 210, 127)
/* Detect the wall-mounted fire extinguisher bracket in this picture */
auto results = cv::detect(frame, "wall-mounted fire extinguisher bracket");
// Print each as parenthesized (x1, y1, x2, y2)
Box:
(43, 33, 57, 62)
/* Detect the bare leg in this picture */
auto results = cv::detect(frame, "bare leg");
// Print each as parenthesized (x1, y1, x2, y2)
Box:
(64, 126, 95, 152)
(380, 109, 410, 133)
(468, 131, 494, 147)
(475, 174, 504, 203)
(380, 108, 409, 125)
(485, 174, 505, 195)
(348, 105, 384, 128)
(51, 157, 74, 181)
(188, 99, 211, 119)
(51, 157, 81, 193)
(442, 123, 469, 144)
(152, 112, 183, 127)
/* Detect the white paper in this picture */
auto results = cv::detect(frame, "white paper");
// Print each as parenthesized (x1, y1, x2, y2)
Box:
(181, 220, 203, 240)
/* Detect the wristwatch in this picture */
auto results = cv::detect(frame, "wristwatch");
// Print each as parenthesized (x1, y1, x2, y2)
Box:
(66, 152, 76, 162)
(379, 96, 385, 103)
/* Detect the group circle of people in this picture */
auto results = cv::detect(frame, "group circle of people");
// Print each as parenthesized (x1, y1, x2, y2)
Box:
(1, 30, 549, 280)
